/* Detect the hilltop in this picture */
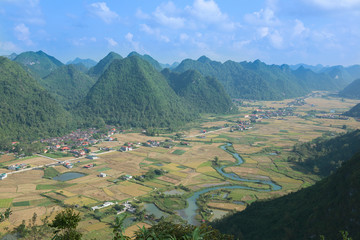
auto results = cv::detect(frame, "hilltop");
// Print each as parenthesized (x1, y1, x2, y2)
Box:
(77, 56, 196, 128)
(13, 50, 63, 79)
(87, 52, 123, 79)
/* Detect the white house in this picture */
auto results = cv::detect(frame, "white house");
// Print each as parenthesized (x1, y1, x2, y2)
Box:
(99, 172, 107, 177)
(0, 173, 7, 180)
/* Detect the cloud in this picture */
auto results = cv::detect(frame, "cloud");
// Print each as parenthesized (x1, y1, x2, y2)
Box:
(0, 41, 19, 52)
(293, 19, 309, 37)
(125, 32, 142, 52)
(140, 24, 170, 42)
(153, 2, 185, 29)
(88, 2, 119, 24)
(136, 9, 150, 19)
(244, 7, 279, 26)
(71, 37, 97, 46)
(14, 23, 33, 45)
(304, 0, 360, 10)
(186, 0, 239, 30)
(105, 37, 118, 47)
(269, 30, 283, 48)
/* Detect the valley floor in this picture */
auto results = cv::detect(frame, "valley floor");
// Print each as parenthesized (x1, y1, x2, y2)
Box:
(0, 92, 359, 239)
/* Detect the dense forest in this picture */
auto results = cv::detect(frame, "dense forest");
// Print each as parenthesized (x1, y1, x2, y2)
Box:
(162, 69, 234, 114)
(42, 65, 95, 109)
(343, 103, 360, 118)
(339, 78, 360, 99)
(212, 151, 360, 240)
(76, 56, 197, 129)
(0, 57, 74, 140)
(287, 130, 360, 177)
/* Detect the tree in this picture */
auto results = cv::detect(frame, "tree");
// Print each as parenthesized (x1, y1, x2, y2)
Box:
(49, 208, 82, 240)
(213, 156, 219, 166)
(112, 214, 130, 240)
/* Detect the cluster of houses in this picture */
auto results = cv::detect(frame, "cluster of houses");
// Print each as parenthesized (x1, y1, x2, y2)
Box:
(230, 120, 252, 132)
(62, 162, 73, 169)
(144, 140, 160, 147)
(287, 98, 306, 106)
(40, 127, 117, 153)
(245, 107, 297, 122)
(8, 163, 28, 171)
(91, 201, 136, 214)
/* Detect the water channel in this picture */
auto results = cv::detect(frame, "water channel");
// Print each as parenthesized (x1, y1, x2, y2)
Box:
(149, 143, 282, 225)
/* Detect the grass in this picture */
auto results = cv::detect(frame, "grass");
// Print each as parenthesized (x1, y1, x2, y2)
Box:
(43, 152, 71, 158)
(12, 201, 30, 207)
(172, 150, 186, 155)
(0, 198, 13, 208)
(36, 182, 75, 190)
(96, 167, 112, 172)
(43, 167, 60, 179)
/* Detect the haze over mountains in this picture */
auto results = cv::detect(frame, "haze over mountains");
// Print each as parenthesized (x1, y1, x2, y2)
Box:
(2, 49, 360, 140)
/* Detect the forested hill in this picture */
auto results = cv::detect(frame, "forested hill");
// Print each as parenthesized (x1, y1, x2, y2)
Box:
(0, 57, 74, 140)
(339, 78, 360, 99)
(288, 130, 360, 177)
(66, 57, 97, 69)
(162, 69, 234, 114)
(212, 150, 360, 240)
(174, 56, 343, 100)
(13, 50, 63, 79)
(42, 65, 96, 109)
(343, 103, 360, 118)
(87, 52, 123, 79)
(76, 56, 196, 128)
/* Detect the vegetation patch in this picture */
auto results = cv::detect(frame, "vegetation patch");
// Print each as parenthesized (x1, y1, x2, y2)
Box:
(12, 201, 30, 207)
(43, 152, 71, 158)
(0, 198, 13, 208)
(36, 182, 75, 190)
(172, 149, 186, 155)
(63, 195, 98, 206)
(96, 167, 112, 172)
(43, 167, 60, 179)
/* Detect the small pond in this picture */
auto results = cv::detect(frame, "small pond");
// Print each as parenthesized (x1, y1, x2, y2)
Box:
(53, 172, 86, 181)
(143, 203, 169, 219)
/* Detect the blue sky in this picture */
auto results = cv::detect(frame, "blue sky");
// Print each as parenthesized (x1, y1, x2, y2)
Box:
(1, 0, 360, 66)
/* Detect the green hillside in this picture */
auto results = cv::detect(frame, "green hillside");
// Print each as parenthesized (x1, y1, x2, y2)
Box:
(13, 50, 63, 79)
(77, 56, 196, 128)
(339, 79, 360, 99)
(343, 103, 360, 118)
(42, 64, 96, 109)
(212, 150, 360, 240)
(163, 69, 234, 114)
(0, 57, 74, 140)
(87, 52, 123, 79)
(67, 57, 97, 69)
(288, 130, 360, 177)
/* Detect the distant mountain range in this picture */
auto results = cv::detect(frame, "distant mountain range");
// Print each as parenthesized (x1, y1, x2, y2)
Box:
(212, 132, 360, 239)
(67, 57, 97, 69)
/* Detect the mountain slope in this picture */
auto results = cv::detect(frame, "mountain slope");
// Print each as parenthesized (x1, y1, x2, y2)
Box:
(13, 50, 63, 79)
(87, 52, 123, 79)
(42, 65, 96, 109)
(162, 69, 234, 114)
(212, 150, 360, 240)
(343, 103, 360, 118)
(77, 56, 196, 128)
(339, 78, 360, 99)
(0, 57, 74, 140)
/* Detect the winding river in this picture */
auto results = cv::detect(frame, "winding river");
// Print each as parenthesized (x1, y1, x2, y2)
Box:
(175, 143, 282, 225)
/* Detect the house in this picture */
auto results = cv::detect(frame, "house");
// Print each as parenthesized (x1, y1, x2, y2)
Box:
(99, 172, 107, 177)
(91, 201, 116, 211)
(124, 175, 132, 180)
(120, 146, 133, 152)
(83, 164, 94, 168)
(86, 155, 99, 160)
(0, 173, 7, 180)
(61, 146, 70, 151)
(63, 162, 73, 169)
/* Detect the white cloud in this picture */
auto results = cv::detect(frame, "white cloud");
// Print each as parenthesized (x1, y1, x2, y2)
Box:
(14, 23, 32, 45)
(0, 41, 19, 52)
(105, 37, 118, 47)
(269, 30, 283, 48)
(304, 0, 360, 9)
(136, 9, 150, 19)
(180, 33, 189, 41)
(233, 40, 251, 49)
(153, 2, 185, 29)
(245, 8, 279, 26)
(140, 24, 170, 43)
(125, 32, 143, 52)
(71, 37, 97, 46)
(293, 19, 309, 37)
(88, 2, 119, 24)
(186, 0, 238, 30)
